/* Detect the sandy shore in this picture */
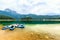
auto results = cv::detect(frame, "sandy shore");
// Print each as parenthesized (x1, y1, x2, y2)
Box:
(0, 24, 60, 40)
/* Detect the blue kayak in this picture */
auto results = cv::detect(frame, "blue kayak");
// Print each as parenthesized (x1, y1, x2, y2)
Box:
(17, 24, 25, 28)
(2, 26, 9, 30)
(9, 28, 14, 31)
(2, 27, 7, 30)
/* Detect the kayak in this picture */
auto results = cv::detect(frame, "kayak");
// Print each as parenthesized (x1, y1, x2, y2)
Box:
(2, 24, 25, 31)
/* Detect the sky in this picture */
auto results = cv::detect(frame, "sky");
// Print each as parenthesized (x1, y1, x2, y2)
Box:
(0, 0, 60, 15)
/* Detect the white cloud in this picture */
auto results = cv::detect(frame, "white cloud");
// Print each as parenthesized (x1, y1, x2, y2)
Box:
(0, 0, 60, 15)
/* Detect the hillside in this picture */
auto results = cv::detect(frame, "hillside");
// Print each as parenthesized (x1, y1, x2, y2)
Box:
(0, 9, 60, 19)
(0, 15, 14, 19)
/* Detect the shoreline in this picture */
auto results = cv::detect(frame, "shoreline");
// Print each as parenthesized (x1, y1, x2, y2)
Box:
(0, 24, 60, 40)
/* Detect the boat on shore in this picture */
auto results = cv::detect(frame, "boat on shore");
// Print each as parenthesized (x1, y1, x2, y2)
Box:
(2, 24, 25, 31)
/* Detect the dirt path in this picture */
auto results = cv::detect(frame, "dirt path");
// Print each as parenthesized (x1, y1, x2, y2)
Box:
(0, 24, 60, 40)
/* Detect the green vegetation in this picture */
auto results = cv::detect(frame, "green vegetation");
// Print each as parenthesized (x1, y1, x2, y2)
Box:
(0, 15, 15, 21)
(21, 16, 32, 21)
(0, 15, 14, 19)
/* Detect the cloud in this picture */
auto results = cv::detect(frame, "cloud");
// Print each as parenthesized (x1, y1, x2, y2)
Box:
(0, 0, 60, 15)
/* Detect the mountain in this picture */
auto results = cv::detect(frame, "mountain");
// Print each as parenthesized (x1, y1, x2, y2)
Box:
(0, 9, 39, 19)
(0, 9, 21, 19)
(0, 8, 60, 19)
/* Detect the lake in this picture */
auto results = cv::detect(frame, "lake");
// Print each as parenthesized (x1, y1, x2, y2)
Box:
(0, 21, 60, 25)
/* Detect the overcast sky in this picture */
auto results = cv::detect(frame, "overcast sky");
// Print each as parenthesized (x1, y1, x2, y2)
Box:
(0, 0, 60, 15)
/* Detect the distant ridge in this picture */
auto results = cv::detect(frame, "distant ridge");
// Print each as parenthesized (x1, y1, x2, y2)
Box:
(0, 8, 60, 20)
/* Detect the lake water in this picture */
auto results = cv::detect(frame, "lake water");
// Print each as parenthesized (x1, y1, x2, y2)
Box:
(0, 21, 60, 25)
